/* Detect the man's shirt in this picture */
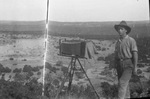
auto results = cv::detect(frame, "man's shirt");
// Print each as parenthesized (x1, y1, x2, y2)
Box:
(115, 35, 138, 60)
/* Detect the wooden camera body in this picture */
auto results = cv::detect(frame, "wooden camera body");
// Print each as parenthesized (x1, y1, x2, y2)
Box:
(59, 40, 86, 58)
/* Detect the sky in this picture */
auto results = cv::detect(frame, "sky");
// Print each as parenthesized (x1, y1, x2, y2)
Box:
(0, 0, 47, 21)
(0, 0, 149, 21)
(50, 0, 149, 22)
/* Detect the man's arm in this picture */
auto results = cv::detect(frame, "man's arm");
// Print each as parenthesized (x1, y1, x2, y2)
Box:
(132, 51, 138, 75)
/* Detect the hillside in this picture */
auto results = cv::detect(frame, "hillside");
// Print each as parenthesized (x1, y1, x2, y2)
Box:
(0, 20, 45, 32)
(0, 20, 149, 38)
(49, 20, 150, 39)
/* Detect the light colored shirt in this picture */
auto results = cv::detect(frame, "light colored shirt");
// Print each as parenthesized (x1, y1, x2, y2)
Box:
(115, 35, 138, 59)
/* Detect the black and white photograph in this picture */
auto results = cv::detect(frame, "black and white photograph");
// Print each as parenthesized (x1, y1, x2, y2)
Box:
(0, 0, 47, 98)
(0, 0, 149, 99)
(46, 0, 150, 99)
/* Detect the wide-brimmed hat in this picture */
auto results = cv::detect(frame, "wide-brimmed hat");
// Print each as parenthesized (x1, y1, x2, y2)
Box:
(114, 21, 131, 34)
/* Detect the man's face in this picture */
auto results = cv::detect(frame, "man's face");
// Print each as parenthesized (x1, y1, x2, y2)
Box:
(117, 27, 127, 37)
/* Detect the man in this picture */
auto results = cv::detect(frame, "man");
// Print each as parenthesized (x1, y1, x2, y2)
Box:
(114, 21, 138, 99)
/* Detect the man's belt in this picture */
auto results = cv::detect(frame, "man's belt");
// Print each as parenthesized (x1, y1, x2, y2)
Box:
(118, 58, 131, 62)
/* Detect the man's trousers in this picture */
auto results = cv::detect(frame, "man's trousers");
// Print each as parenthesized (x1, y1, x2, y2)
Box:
(116, 59, 133, 99)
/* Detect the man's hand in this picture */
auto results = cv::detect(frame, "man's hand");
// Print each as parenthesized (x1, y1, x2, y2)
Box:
(133, 66, 137, 75)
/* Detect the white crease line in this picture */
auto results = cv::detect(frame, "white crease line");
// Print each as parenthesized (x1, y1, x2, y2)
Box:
(42, 0, 49, 96)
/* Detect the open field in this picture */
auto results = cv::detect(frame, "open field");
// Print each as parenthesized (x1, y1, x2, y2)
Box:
(0, 33, 46, 98)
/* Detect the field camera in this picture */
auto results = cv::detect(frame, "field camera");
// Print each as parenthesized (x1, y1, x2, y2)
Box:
(59, 39, 86, 58)
(57, 39, 100, 99)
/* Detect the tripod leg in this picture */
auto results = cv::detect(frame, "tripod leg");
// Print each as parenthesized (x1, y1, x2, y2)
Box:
(55, 57, 73, 99)
(77, 58, 100, 99)
(68, 57, 76, 94)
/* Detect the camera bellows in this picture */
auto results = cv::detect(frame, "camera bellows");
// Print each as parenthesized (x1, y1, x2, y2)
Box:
(60, 41, 86, 58)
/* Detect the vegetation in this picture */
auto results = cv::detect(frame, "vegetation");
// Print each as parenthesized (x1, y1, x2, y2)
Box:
(0, 79, 43, 99)
(13, 68, 22, 73)
(22, 65, 42, 73)
(136, 37, 150, 63)
(101, 82, 118, 99)
(9, 57, 14, 60)
(0, 64, 11, 73)
(0, 34, 150, 98)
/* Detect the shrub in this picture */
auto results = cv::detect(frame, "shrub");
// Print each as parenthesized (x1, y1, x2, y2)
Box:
(102, 48, 106, 51)
(145, 67, 150, 72)
(13, 63, 17, 65)
(0, 63, 4, 69)
(23, 65, 32, 73)
(9, 57, 14, 60)
(0, 67, 11, 73)
(137, 69, 142, 75)
(22, 59, 27, 61)
(45, 62, 52, 70)
(51, 67, 58, 73)
(137, 64, 145, 68)
(56, 61, 63, 67)
(61, 66, 68, 74)
(75, 71, 84, 79)
(13, 68, 22, 73)
(97, 57, 105, 61)
(80, 84, 97, 99)
(38, 66, 43, 69)
(52, 79, 60, 87)
(129, 82, 143, 98)
(32, 67, 40, 72)
(37, 72, 41, 75)
(101, 82, 118, 98)
(26, 72, 34, 80)
(0, 78, 42, 99)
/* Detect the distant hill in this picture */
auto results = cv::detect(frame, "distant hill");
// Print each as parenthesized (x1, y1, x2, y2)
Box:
(0, 20, 45, 32)
(49, 20, 150, 39)
(0, 20, 149, 38)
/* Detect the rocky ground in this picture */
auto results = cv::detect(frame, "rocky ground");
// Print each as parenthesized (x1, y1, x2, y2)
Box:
(0, 37, 45, 82)
(1, 34, 150, 98)
(45, 35, 150, 98)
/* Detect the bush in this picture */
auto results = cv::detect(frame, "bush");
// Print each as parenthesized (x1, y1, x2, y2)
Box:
(13, 73, 26, 82)
(23, 65, 32, 73)
(0, 64, 4, 72)
(102, 48, 106, 51)
(13, 68, 22, 73)
(145, 67, 150, 72)
(28, 71, 34, 77)
(129, 82, 143, 98)
(61, 66, 68, 74)
(37, 72, 41, 75)
(51, 67, 58, 73)
(97, 57, 105, 61)
(101, 82, 118, 98)
(0, 78, 42, 99)
(52, 79, 60, 87)
(75, 71, 84, 79)
(137, 64, 145, 68)
(137, 69, 142, 75)
(0, 63, 4, 69)
(39, 66, 43, 69)
(9, 57, 14, 60)
(0, 67, 11, 73)
(45, 62, 52, 70)
(22, 59, 27, 61)
(56, 61, 63, 67)
(32, 67, 40, 72)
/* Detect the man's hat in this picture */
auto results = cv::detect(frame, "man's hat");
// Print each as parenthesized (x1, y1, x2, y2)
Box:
(114, 21, 131, 34)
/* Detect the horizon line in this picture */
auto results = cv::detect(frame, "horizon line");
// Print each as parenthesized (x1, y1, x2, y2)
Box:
(0, 19, 149, 23)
